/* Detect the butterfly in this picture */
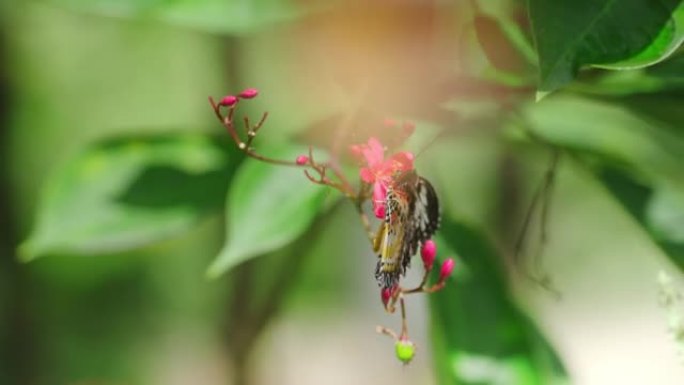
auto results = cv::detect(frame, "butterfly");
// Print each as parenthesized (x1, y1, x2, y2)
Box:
(373, 170, 441, 290)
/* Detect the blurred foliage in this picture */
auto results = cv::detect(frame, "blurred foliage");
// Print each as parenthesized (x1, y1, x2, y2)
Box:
(207, 143, 332, 278)
(20, 134, 235, 260)
(2, 0, 684, 384)
(430, 221, 566, 385)
(44, 0, 330, 35)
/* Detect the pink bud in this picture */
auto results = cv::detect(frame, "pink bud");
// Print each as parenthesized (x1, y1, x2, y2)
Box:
(421, 240, 436, 269)
(219, 95, 239, 107)
(349, 144, 364, 161)
(238, 88, 259, 99)
(295, 155, 309, 165)
(439, 258, 455, 282)
(381, 288, 392, 306)
(383, 118, 397, 128)
(402, 121, 415, 137)
(374, 204, 386, 219)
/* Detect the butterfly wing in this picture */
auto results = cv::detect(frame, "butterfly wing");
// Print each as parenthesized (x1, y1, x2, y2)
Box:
(399, 176, 440, 274)
(375, 174, 441, 290)
(413, 177, 441, 243)
(375, 188, 410, 289)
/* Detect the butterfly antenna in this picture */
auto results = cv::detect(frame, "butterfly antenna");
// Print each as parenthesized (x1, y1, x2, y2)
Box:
(414, 127, 446, 160)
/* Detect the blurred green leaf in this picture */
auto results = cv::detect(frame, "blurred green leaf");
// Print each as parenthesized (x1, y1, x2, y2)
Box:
(622, 92, 684, 130)
(430, 219, 567, 385)
(520, 95, 684, 269)
(47, 0, 328, 35)
(528, 0, 682, 93)
(599, 169, 684, 269)
(474, 14, 536, 75)
(569, 68, 684, 96)
(647, 184, 684, 244)
(522, 95, 684, 185)
(20, 134, 232, 260)
(207, 144, 329, 278)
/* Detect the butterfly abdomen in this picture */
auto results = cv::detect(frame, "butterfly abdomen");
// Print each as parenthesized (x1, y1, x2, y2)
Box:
(375, 259, 400, 289)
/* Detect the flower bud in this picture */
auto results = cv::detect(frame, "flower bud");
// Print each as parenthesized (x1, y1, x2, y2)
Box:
(421, 240, 436, 270)
(238, 88, 259, 99)
(395, 338, 415, 364)
(439, 258, 455, 282)
(381, 288, 392, 306)
(295, 155, 309, 165)
(383, 118, 397, 128)
(349, 144, 364, 161)
(374, 204, 386, 219)
(219, 95, 239, 107)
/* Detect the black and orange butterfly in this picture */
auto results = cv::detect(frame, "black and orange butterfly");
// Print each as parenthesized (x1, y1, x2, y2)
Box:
(373, 170, 440, 290)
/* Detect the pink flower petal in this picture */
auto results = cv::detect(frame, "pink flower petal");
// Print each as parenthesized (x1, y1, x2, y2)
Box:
(373, 181, 387, 202)
(391, 152, 414, 171)
(360, 168, 375, 183)
(362, 137, 385, 167)
(372, 182, 387, 219)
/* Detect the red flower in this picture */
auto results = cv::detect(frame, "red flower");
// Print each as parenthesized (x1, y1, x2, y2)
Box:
(352, 137, 414, 218)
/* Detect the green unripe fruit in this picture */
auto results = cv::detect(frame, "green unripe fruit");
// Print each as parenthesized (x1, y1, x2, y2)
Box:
(395, 339, 416, 364)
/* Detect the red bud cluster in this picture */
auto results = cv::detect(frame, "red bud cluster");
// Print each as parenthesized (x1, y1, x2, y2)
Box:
(217, 88, 260, 109)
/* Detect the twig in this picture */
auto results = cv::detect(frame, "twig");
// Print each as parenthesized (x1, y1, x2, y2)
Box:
(399, 296, 408, 338)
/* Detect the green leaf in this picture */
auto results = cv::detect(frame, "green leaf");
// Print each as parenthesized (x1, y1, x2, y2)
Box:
(528, 0, 682, 92)
(568, 66, 684, 96)
(522, 95, 684, 186)
(597, 5, 684, 70)
(520, 95, 684, 269)
(20, 134, 233, 260)
(46, 0, 328, 35)
(622, 93, 684, 131)
(598, 169, 684, 269)
(430, 219, 567, 385)
(206, 144, 329, 278)
(474, 14, 535, 75)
